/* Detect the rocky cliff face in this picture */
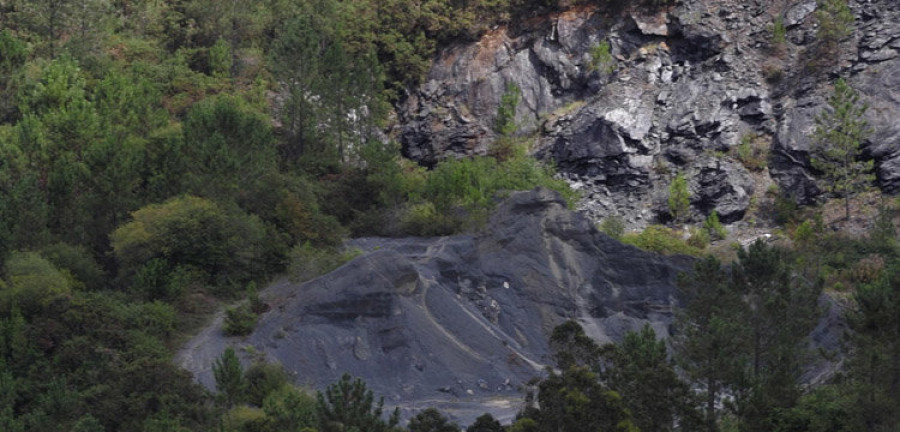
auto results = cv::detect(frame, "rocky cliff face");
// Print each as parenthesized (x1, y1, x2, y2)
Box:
(398, 0, 899, 226)
(179, 189, 691, 422)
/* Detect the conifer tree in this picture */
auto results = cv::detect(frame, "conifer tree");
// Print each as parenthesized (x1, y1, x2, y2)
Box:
(812, 77, 873, 220)
(212, 347, 245, 409)
(674, 256, 746, 432)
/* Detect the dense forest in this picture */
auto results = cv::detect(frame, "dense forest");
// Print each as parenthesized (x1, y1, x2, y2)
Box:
(0, 0, 897, 431)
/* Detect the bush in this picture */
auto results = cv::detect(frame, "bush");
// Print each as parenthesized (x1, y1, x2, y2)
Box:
(774, 194, 800, 225)
(2, 252, 72, 314)
(735, 134, 769, 171)
(589, 41, 615, 74)
(704, 211, 728, 240)
(224, 303, 257, 336)
(687, 226, 710, 249)
(600, 216, 625, 240)
(112, 195, 272, 288)
(622, 225, 704, 256)
(244, 362, 291, 407)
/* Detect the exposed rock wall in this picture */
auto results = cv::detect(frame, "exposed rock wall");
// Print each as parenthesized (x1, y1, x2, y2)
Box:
(398, 0, 900, 226)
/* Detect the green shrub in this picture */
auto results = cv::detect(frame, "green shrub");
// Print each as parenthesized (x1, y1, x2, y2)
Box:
(668, 172, 691, 223)
(704, 211, 728, 240)
(39, 243, 105, 290)
(774, 194, 800, 225)
(771, 16, 787, 53)
(401, 152, 577, 236)
(622, 225, 704, 256)
(735, 134, 769, 171)
(244, 362, 290, 407)
(600, 216, 626, 240)
(688, 226, 710, 249)
(224, 303, 257, 336)
(589, 41, 615, 74)
(111, 195, 271, 287)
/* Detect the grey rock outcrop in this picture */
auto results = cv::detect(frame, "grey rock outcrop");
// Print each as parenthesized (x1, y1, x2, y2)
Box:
(179, 189, 689, 423)
(398, 0, 900, 226)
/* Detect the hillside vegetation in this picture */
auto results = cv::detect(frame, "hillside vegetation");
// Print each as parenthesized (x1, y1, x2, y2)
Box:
(0, 0, 897, 431)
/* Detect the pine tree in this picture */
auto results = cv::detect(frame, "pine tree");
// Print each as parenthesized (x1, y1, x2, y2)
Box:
(668, 172, 691, 223)
(674, 256, 746, 432)
(815, 0, 854, 58)
(730, 240, 821, 431)
(317, 373, 400, 432)
(212, 347, 244, 408)
(605, 325, 698, 432)
(812, 77, 873, 220)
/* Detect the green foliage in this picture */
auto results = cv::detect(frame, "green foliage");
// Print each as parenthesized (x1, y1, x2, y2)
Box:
(182, 94, 277, 198)
(735, 133, 769, 172)
(262, 385, 319, 432)
(111, 195, 271, 288)
(812, 77, 874, 220)
(704, 211, 728, 240)
(214, 347, 245, 408)
(223, 303, 258, 336)
(467, 413, 503, 432)
(244, 362, 291, 407)
(406, 154, 576, 235)
(527, 366, 639, 432)
(208, 38, 232, 77)
(2, 252, 71, 315)
(687, 226, 710, 249)
(549, 320, 602, 370)
(771, 15, 787, 48)
(605, 325, 699, 432)
(408, 408, 461, 432)
(317, 373, 400, 432)
(622, 225, 704, 256)
(600, 216, 626, 241)
(668, 172, 691, 223)
(495, 83, 521, 137)
(588, 41, 615, 74)
(674, 256, 746, 432)
(815, 0, 854, 57)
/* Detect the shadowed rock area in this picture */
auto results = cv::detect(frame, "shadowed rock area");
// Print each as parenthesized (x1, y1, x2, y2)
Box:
(177, 188, 690, 423)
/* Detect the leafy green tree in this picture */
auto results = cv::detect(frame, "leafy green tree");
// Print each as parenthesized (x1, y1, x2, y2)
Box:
(408, 408, 461, 432)
(111, 195, 271, 286)
(1, 252, 72, 315)
(812, 77, 873, 220)
(243, 362, 290, 407)
(316, 373, 400, 432)
(213, 347, 245, 409)
(668, 172, 691, 223)
(262, 385, 318, 432)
